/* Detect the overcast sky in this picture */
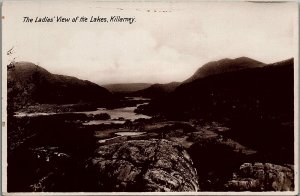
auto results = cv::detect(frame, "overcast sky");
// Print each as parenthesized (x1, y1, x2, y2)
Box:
(3, 1, 297, 85)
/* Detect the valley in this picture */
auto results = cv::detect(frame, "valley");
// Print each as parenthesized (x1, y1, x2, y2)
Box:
(6, 57, 295, 192)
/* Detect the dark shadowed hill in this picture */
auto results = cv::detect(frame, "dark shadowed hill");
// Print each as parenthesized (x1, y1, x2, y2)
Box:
(8, 62, 113, 110)
(103, 83, 152, 93)
(184, 57, 266, 84)
(133, 82, 180, 98)
(136, 57, 294, 163)
(139, 57, 293, 119)
(175, 58, 294, 120)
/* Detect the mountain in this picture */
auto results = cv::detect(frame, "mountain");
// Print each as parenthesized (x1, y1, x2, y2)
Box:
(103, 83, 152, 94)
(139, 58, 293, 119)
(183, 57, 266, 83)
(8, 62, 113, 110)
(134, 82, 180, 98)
(176, 58, 293, 118)
(137, 57, 294, 163)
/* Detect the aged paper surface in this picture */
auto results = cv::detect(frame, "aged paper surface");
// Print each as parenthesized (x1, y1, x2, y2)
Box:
(2, 0, 299, 195)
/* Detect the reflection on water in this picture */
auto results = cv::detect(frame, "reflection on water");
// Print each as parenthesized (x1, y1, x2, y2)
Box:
(83, 120, 124, 125)
(14, 112, 56, 117)
(80, 98, 151, 125)
(13, 97, 151, 125)
(115, 132, 146, 136)
(81, 105, 150, 125)
(98, 131, 146, 144)
(125, 97, 151, 101)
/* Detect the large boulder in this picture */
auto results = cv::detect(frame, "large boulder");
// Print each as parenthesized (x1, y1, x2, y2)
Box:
(87, 139, 199, 192)
(225, 162, 294, 191)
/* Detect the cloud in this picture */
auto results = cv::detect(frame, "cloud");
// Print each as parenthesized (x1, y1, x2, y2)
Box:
(4, 1, 296, 84)
(50, 29, 199, 84)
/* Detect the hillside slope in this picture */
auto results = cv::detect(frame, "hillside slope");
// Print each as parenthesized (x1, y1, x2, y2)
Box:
(137, 57, 294, 163)
(8, 62, 113, 110)
(140, 58, 293, 119)
(184, 57, 266, 84)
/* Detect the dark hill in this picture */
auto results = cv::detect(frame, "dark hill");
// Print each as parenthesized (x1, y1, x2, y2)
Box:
(175, 58, 293, 119)
(139, 58, 293, 120)
(184, 57, 266, 83)
(8, 62, 113, 110)
(137, 58, 294, 163)
(134, 82, 180, 98)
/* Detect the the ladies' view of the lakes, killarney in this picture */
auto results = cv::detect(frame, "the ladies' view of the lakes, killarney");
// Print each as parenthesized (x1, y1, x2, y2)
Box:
(7, 58, 295, 192)
(5, 1, 297, 193)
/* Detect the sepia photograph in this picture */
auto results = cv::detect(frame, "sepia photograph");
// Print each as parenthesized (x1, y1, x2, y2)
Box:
(2, 0, 298, 194)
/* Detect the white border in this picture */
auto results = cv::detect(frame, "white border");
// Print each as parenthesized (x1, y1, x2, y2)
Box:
(293, 1, 299, 195)
(1, 192, 299, 195)
(2, 0, 7, 193)
(1, 0, 299, 195)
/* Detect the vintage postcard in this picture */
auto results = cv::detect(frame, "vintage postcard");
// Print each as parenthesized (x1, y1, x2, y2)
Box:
(1, 0, 298, 195)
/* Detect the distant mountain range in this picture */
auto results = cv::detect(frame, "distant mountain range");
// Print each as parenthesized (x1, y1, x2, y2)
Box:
(133, 82, 180, 98)
(104, 82, 181, 98)
(8, 57, 294, 120)
(103, 83, 152, 93)
(8, 62, 113, 110)
(128, 57, 267, 97)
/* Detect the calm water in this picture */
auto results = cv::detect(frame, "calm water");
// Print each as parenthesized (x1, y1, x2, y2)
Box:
(15, 97, 151, 125)
(80, 97, 151, 125)
(98, 131, 146, 144)
(81, 105, 150, 125)
(15, 112, 56, 117)
(115, 131, 146, 136)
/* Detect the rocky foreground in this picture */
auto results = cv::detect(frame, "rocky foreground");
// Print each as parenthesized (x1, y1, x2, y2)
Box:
(85, 138, 294, 192)
(8, 114, 294, 192)
(87, 139, 199, 192)
(225, 162, 294, 191)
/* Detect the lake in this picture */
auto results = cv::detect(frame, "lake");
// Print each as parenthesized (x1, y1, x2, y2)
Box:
(14, 97, 151, 125)
(81, 104, 151, 125)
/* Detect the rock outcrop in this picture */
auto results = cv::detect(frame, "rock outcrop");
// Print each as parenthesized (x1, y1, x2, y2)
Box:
(225, 162, 294, 191)
(87, 139, 199, 192)
(187, 134, 257, 191)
